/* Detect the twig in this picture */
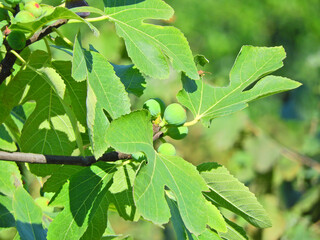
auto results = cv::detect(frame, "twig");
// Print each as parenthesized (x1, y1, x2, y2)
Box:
(0, 124, 164, 166)
(0, 151, 131, 166)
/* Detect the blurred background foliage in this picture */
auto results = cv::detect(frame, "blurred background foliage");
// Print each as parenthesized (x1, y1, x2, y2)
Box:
(1, 0, 320, 239)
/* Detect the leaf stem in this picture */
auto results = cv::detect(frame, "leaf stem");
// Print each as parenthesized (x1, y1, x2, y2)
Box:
(10, 50, 26, 65)
(69, 15, 109, 23)
(52, 28, 74, 47)
(183, 117, 200, 127)
(44, 37, 52, 59)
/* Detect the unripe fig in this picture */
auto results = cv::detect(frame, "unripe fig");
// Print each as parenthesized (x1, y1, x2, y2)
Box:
(157, 143, 176, 156)
(24, 1, 42, 18)
(15, 10, 36, 23)
(166, 126, 188, 140)
(65, 0, 90, 18)
(143, 98, 165, 118)
(164, 103, 187, 126)
(131, 152, 146, 161)
(7, 31, 26, 50)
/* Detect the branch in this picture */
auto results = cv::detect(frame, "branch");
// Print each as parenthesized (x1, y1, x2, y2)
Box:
(0, 124, 164, 166)
(0, 19, 68, 85)
(0, 151, 131, 166)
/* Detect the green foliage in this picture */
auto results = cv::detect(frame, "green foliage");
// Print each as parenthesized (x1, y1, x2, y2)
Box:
(0, 0, 308, 240)
(177, 46, 301, 127)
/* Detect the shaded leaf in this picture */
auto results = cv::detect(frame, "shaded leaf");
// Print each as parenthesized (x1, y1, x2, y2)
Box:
(107, 163, 139, 221)
(177, 46, 301, 127)
(13, 187, 47, 240)
(47, 162, 117, 240)
(113, 64, 146, 97)
(198, 162, 272, 228)
(218, 218, 248, 240)
(104, 0, 199, 80)
(0, 195, 15, 228)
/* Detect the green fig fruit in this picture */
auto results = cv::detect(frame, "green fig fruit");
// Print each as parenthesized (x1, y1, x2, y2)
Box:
(24, 1, 42, 18)
(166, 126, 188, 140)
(7, 31, 26, 50)
(157, 143, 176, 156)
(15, 10, 36, 23)
(65, 0, 90, 18)
(164, 103, 187, 126)
(143, 98, 165, 118)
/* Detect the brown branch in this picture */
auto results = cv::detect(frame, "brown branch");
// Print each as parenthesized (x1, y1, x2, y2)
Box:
(0, 19, 68, 85)
(0, 124, 164, 166)
(0, 151, 131, 166)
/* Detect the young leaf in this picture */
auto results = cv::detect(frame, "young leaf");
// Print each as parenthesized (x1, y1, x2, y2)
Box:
(177, 46, 302, 127)
(47, 162, 117, 240)
(13, 187, 47, 240)
(104, 0, 199, 80)
(106, 111, 226, 235)
(198, 162, 272, 228)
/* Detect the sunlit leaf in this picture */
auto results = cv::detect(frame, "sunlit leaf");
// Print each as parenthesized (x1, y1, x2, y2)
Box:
(177, 46, 301, 127)
(198, 162, 272, 228)
(104, 0, 199, 80)
(13, 187, 47, 240)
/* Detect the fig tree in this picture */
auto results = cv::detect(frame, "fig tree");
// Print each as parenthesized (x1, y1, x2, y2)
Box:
(65, 0, 90, 18)
(157, 143, 176, 156)
(143, 98, 165, 118)
(24, 1, 43, 18)
(163, 103, 187, 126)
(15, 10, 36, 23)
(7, 31, 26, 50)
(166, 126, 188, 140)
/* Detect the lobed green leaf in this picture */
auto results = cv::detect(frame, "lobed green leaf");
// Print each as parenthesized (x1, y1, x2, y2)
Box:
(104, 0, 199, 80)
(177, 46, 302, 127)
